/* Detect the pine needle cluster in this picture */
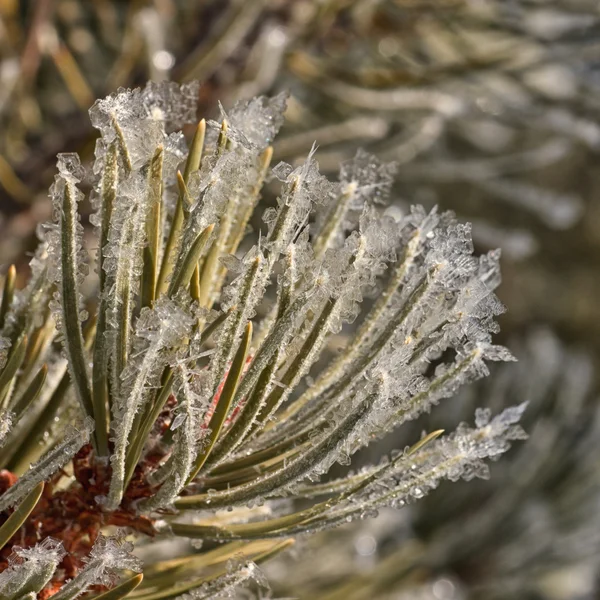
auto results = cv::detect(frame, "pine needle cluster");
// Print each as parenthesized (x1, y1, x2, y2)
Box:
(0, 82, 524, 599)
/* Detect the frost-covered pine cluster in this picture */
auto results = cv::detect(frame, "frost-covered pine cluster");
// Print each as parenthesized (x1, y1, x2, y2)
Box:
(0, 82, 524, 599)
(265, 331, 600, 600)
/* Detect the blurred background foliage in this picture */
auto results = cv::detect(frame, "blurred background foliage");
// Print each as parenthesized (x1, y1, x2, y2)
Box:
(1, 0, 600, 598)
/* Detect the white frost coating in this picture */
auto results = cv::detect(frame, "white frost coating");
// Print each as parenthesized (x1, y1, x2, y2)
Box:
(295, 205, 440, 411)
(2, 237, 51, 341)
(208, 246, 269, 396)
(102, 169, 157, 399)
(175, 559, 269, 600)
(293, 404, 528, 531)
(384, 403, 528, 497)
(260, 204, 509, 461)
(139, 363, 210, 511)
(338, 148, 397, 209)
(51, 534, 142, 600)
(37, 154, 96, 423)
(174, 91, 289, 311)
(89, 81, 198, 169)
(0, 417, 93, 512)
(107, 297, 195, 510)
(141, 81, 200, 129)
(213, 91, 288, 150)
(267, 147, 338, 259)
(312, 149, 398, 259)
(44, 154, 90, 332)
(0, 538, 66, 598)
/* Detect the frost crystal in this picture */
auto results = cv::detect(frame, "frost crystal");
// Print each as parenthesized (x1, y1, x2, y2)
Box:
(0, 538, 66, 598)
(176, 560, 269, 600)
(217, 92, 288, 149)
(51, 535, 142, 600)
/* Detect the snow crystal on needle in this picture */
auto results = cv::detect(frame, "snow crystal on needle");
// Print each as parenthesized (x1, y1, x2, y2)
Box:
(339, 149, 398, 206)
(0, 538, 66, 598)
(50, 535, 142, 600)
(215, 91, 288, 150)
(142, 80, 200, 129)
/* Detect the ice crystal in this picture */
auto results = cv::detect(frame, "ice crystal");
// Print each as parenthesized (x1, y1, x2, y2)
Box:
(216, 92, 288, 149)
(0, 81, 523, 599)
(176, 560, 269, 600)
(0, 538, 66, 598)
(50, 535, 141, 600)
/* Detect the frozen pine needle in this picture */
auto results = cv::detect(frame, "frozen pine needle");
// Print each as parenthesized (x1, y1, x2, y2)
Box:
(0, 82, 524, 599)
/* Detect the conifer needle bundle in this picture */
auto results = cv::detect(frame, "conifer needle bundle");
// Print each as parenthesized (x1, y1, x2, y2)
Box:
(0, 82, 525, 599)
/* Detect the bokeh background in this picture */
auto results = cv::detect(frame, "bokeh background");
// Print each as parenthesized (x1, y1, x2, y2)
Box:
(1, 1, 599, 598)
